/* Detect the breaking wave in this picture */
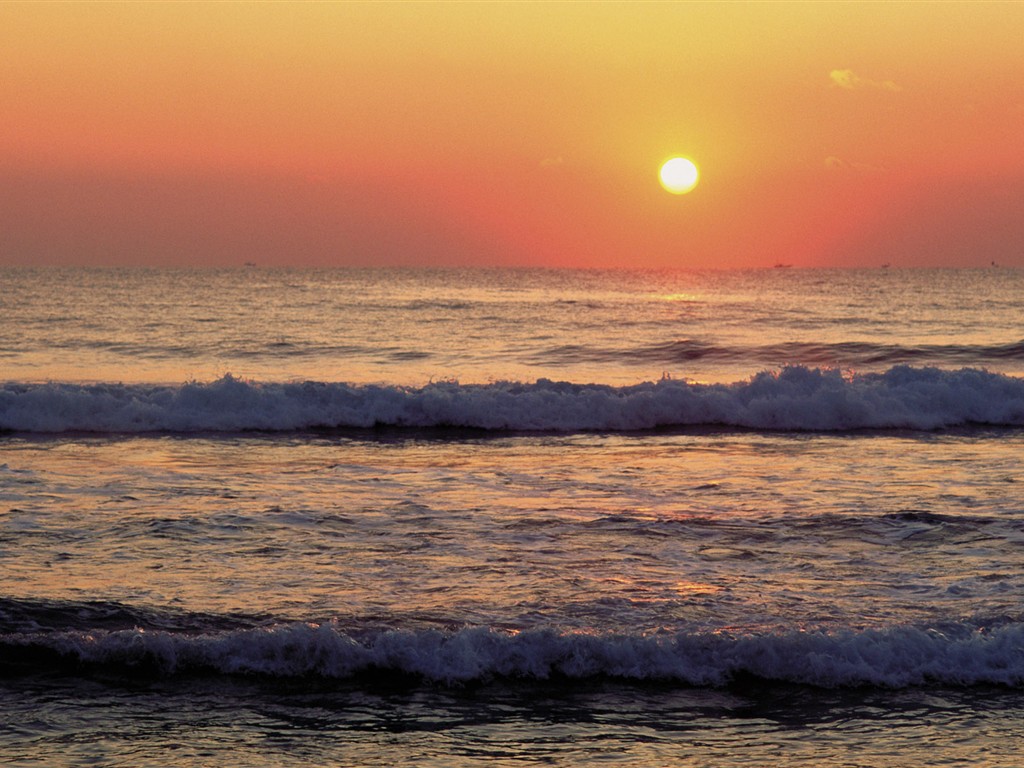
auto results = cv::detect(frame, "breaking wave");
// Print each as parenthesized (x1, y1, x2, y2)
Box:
(5, 621, 1024, 689)
(2, 365, 1024, 434)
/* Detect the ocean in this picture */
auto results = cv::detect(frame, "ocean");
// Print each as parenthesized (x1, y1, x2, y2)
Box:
(2, 266, 1024, 766)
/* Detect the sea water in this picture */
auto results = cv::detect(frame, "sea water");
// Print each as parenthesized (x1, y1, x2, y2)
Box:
(2, 267, 1024, 766)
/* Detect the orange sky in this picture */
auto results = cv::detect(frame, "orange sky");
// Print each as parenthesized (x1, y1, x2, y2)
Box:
(2, 2, 1023, 269)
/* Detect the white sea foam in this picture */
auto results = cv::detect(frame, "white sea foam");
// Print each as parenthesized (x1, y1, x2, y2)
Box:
(2, 366, 1023, 434)
(11, 622, 1024, 688)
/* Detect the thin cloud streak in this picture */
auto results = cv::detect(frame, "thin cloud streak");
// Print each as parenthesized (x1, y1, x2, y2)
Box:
(830, 69, 902, 92)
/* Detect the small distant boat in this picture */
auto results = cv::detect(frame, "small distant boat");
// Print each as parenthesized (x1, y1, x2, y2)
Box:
(244, 261, 257, 267)
(773, 263, 793, 269)
(881, 263, 890, 269)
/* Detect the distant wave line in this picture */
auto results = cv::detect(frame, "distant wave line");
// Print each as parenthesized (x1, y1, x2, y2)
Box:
(529, 339, 1024, 366)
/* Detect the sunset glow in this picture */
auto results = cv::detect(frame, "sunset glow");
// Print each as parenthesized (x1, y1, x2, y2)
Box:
(2, 3, 1023, 269)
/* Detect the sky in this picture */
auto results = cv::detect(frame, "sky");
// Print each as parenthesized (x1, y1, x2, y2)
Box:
(2, 1, 1023, 270)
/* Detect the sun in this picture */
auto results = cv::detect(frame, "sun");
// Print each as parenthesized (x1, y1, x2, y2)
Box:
(659, 157, 700, 195)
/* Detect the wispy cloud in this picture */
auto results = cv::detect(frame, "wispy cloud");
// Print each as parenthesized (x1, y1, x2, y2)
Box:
(824, 156, 885, 173)
(829, 69, 902, 92)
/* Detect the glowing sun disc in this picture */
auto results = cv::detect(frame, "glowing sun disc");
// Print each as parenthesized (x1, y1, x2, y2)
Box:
(659, 157, 700, 194)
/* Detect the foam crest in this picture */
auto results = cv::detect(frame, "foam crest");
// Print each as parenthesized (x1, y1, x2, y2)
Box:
(2, 366, 1024, 433)
(6, 623, 1024, 688)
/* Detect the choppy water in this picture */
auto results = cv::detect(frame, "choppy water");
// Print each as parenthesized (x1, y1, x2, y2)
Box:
(2, 267, 1024, 766)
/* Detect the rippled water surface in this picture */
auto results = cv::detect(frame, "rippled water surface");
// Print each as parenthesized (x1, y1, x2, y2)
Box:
(4, 429, 1024, 633)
